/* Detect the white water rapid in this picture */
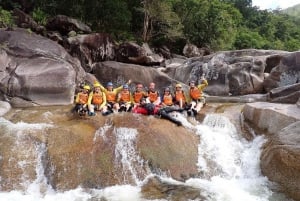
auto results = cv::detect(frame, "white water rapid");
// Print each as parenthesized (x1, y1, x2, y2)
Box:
(0, 113, 293, 201)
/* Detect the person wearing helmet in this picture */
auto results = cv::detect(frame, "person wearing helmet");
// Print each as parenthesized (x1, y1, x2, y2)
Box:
(174, 83, 187, 109)
(87, 81, 108, 116)
(161, 87, 174, 107)
(73, 84, 90, 116)
(117, 84, 133, 112)
(146, 82, 161, 105)
(97, 79, 132, 114)
(132, 83, 148, 110)
(132, 97, 183, 126)
(188, 76, 208, 116)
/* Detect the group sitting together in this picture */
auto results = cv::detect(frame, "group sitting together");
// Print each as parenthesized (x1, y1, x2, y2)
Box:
(73, 78, 208, 126)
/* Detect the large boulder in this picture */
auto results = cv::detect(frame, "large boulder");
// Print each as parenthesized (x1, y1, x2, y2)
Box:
(268, 83, 300, 104)
(243, 102, 300, 135)
(1, 106, 199, 191)
(93, 61, 177, 92)
(0, 29, 85, 105)
(243, 102, 300, 201)
(67, 33, 116, 72)
(169, 49, 289, 96)
(116, 42, 164, 66)
(46, 15, 91, 35)
(261, 121, 300, 201)
(264, 51, 300, 92)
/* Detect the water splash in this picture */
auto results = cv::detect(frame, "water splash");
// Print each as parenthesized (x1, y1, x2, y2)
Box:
(188, 114, 274, 201)
(114, 127, 150, 185)
(93, 119, 113, 142)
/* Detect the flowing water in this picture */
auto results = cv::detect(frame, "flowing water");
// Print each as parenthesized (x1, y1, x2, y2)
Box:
(0, 109, 293, 201)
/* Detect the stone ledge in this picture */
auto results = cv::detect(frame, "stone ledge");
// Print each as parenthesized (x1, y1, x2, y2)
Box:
(243, 102, 300, 135)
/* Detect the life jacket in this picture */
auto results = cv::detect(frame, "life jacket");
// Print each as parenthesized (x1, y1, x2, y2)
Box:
(119, 91, 131, 102)
(133, 91, 145, 103)
(190, 87, 202, 100)
(78, 92, 89, 104)
(106, 90, 117, 103)
(175, 90, 186, 102)
(162, 94, 173, 106)
(92, 91, 103, 105)
(148, 91, 159, 103)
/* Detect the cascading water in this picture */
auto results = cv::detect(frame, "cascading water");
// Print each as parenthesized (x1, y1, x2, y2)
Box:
(0, 112, 294, 201)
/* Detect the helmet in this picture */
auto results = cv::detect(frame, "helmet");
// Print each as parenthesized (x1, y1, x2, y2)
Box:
(94, 82, 101, 87)
(107, 82, 113, 87)
(123, 84, 129, 89)
(176, 83, 182, 88)
(83, 85, 90, 90)
(164, 87, 170, 92)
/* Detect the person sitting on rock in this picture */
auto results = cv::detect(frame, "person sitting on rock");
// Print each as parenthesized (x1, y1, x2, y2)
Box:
(146, 82, 161, 105)
(188, 76, 208, 116)
(160, 87, 174, 107)
(117, 84, 133, 112)
(98, 80, 131, 114)
(87, 81, 108, 116)
(132, 83, 148, 110)
(132, 98, 183, 126)
(173, 83, 187, 109)
(73, 85, 90, 116)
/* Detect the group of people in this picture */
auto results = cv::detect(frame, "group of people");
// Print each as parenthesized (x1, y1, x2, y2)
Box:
(73, 78, 208, 126)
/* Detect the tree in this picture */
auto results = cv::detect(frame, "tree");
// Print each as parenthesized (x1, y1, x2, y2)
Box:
(141, 0, 183, 43)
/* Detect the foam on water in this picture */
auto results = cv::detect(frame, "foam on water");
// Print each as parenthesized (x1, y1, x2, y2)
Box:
(0, 113, 293, 201)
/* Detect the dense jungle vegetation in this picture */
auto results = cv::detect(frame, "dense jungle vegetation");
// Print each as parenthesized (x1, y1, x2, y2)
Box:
(1, 0, 300, 53)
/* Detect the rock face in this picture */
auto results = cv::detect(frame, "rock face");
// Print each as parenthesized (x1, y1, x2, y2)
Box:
(169, 49, 289, 96)
(0, 29, 85, 105)
(93, 61, 177, 92)
(46, 15, 92, 35)
(264, 51, 300, 92)
(261, 121, 300, 201)
(116, 42, 164, 66)
(268, 83, 300, 104)
(67, 33, 115, 72)
(0, 106, 199, 191)
(141, 176, 207, 200)
(243, 102, 300, 201)
(243, 102, 300, 134)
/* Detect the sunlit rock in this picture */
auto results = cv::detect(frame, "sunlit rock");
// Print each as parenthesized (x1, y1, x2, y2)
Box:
(0, 29, 84, 105)
(261, 121, 300, 201)
(243, 102, 300, 135)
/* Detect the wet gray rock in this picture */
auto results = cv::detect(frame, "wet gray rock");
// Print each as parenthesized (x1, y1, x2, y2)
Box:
(263, 51, 300, 92)
(46, 15, 91, 35)
(0, 29, 85, 105)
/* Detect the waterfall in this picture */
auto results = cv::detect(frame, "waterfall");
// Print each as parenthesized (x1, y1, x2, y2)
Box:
(113, 127, 150, 185)
(0, 113, 294, 201)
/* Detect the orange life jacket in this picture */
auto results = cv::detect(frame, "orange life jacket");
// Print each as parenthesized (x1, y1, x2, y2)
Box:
(175, 90, 186, 102)
(92, 92, 103, 105)
(148, 91, 159, 103)
(106, 90, 117, 103)
(133, 91, 144, 103)
(78, 92, 88, 104)
(162, 94, 173, 106)
(119, 91, 131, 102)
(190, 87, 202, 100)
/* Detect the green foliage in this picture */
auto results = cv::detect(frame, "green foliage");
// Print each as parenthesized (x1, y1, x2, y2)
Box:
(234, 27, 267, 49)
(0, 7, 14, 28)
(2, 0, 300, 52)
(173, 0, 241, 50)
(32, 7, 48, 25)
